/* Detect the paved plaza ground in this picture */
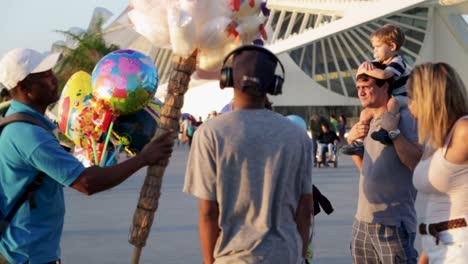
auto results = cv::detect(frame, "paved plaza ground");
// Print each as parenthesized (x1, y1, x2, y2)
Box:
(61, 145, 423, 264)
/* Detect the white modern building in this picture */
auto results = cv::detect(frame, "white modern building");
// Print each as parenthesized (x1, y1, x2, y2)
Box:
(102, 0, 468, 119)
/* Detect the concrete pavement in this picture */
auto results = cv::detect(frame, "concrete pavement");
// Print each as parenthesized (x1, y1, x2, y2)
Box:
(61, 145, 362, 264)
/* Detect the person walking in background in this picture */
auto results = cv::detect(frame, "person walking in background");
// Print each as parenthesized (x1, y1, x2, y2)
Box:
(338, 115, 347, 144)
(0, 48, 174, 264)
(186, 119, 195, 148)
(329, 114, 338, 133)
(346, 64, 422, 263)
(184, 45, 313, 264)
(196, 116, 203, 127)
(342, 24, 410, 156)
(309, 113, 328, 139)
(408, 63, 468, 264)
(310, 113, 329, 164)
(178, 116, 189, 146)
(207, 110, 218, 119)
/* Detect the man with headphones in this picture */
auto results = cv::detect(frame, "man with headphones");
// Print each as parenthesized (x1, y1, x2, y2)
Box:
(183, 45, 314, 264)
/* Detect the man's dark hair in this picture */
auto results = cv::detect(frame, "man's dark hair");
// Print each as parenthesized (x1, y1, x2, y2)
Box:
(356, 61, 393, 96)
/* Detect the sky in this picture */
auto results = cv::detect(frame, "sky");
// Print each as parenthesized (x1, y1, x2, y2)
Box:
(0, 0, 128, 57)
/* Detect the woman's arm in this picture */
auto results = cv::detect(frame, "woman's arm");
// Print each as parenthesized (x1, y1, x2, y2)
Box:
(418, 251, 428, 264)
(445, 119, 468, 164)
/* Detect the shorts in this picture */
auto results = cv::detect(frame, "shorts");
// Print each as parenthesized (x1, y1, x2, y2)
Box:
(421, 216, 468, 264)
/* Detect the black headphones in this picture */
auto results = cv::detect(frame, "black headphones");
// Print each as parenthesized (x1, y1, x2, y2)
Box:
(219, 45, 285, 95)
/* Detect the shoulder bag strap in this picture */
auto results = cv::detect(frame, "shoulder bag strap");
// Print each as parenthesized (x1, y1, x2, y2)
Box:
(0, 112, 51, 231)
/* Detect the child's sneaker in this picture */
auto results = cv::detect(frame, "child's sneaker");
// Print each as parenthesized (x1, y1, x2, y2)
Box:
(371, 128, 393, 145)
(340, 141, 364, 156)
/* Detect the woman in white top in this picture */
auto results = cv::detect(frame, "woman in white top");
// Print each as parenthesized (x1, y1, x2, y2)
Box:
(409, 63, 468, 264)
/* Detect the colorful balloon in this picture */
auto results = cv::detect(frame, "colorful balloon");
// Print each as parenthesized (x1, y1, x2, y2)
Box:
(91, 49, 158, 115)
(57, 71, 94, 147)
(113, 101, 161, 155)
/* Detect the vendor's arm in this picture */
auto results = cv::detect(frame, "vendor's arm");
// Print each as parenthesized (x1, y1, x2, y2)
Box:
(199, 199, 220, 264)
(71, 130, 174, 195)
(380, 112, 422, 171)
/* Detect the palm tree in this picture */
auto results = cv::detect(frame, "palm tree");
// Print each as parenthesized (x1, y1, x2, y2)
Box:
(54, 18, 119, 94)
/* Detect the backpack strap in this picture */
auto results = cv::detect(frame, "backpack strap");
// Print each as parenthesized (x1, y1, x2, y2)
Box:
(0, 112, 50, 234)
(0, 112, 50, 132)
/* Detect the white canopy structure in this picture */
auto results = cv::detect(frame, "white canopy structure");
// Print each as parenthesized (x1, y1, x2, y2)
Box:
(102, 0, 468, 116)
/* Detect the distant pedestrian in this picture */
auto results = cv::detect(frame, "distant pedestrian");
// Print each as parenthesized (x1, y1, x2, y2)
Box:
(186, 119, 195, 147)
(329, 114, 338, 133)
(338, 115, 347, 143)
(196, 116, 203, 127)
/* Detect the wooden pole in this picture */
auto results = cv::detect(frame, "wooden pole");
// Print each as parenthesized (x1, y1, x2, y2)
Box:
(128, 50, 197, 264)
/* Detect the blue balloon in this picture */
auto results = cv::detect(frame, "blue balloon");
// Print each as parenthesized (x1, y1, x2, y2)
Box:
(219, 101, 233, 113)
(286, 115, 307, 131)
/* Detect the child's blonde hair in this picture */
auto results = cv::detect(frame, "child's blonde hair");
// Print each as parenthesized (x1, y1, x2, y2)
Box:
(370, 24, 405, 51)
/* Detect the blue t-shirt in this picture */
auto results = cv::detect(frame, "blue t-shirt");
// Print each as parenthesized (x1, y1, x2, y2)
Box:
(0, 100, 85, 264)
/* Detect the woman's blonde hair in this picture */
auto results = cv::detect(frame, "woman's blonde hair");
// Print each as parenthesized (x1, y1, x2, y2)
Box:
(408, 62, 468, 148)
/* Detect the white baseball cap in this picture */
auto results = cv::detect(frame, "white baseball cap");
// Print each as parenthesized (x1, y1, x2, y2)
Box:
(0, 48, 61, 91)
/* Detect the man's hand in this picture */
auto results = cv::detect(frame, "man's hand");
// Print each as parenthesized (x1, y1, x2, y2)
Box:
(347, 121, 370, 144)
(140, 130, 175, 166)
(380, 112, 400, 132)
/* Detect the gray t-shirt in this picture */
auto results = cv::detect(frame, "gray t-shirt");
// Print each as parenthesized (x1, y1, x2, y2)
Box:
(184, 109, 313, 264)
(356, 107, 418, 232)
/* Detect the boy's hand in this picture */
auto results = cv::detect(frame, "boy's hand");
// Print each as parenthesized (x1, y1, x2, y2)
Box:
(347, 121, 369, 144)
(360, 61, 375, 71)
(356, 67, 366, 77)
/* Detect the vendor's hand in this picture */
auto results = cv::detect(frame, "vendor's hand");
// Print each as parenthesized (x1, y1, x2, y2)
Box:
(347, 121, 369, 144)
(140, 130, 175, 166)
(380, 112, 400, 132)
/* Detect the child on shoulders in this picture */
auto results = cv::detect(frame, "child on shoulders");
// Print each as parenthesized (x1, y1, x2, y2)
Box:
(342, 24, 410, 156)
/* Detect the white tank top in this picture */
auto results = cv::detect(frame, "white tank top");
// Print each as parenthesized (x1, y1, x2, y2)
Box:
(413, 116, 468, 223)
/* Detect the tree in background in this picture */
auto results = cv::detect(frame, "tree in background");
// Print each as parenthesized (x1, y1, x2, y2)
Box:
(54, 16, 119, 94)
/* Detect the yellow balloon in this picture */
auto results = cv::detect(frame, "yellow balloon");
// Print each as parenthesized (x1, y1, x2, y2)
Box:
(57, 71, 94, 147)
